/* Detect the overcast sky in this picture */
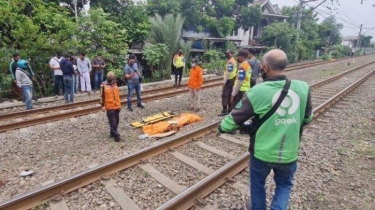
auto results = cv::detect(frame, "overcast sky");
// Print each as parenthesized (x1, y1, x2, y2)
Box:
(271, 0, 375, 38)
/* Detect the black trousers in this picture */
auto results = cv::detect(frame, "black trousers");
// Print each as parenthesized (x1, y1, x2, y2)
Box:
(221, 78, 235, 110)
(107, 109, 120, 138)
(54, 75, 65, 95)
(233, 91, 245, 110)
(174, 67, 183, 85)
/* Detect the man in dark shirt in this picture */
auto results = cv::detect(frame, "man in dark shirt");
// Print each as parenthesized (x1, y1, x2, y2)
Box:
(247, 48, 261, 87)
(92, 53, 106, 93)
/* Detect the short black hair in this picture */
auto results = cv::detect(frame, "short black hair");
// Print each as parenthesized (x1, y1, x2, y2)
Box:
(128, 54, 136, 59)
(248, 48, 256, 55)
(226, 50, 234, 55)
(13, 53, 20, 58)
(237, 49, 249, 58)
(64, 54, 71, 58)
(80, 52, 86, 56)
(56, 51, 62, 56)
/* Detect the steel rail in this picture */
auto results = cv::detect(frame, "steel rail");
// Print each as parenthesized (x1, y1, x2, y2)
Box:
(0, 83, 222, 133)
(157, 69, 375, 210)
(0, 69, 373, 210)
(0, 78, 223, 120)
(0, 122, 220, 210)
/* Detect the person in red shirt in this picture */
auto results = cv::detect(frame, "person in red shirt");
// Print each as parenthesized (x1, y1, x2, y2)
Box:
(187, 59, 203, 112)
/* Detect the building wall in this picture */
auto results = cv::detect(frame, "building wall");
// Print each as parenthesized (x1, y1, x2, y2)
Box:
(227, 28, 251, 46)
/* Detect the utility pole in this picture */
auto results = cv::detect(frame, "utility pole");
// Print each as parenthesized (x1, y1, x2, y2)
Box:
(296, 0, 320, 42)
(357, 24, 363, 48)
(73, 0, 78, 23)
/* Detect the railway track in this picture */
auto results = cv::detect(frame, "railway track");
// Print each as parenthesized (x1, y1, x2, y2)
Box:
(0, 62, 373, 210)
(1, 58, 374, 134)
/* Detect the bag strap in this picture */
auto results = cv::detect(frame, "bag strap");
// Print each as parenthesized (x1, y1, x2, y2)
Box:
(252, 79, 291, 128)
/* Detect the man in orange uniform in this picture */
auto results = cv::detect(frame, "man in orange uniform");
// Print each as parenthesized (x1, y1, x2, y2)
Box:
(101, 71, 122, 142)
(187, 59, 203, 111)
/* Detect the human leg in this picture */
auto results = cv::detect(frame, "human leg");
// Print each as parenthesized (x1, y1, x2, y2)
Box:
(188, 88, 194, 109)
(127, 82, 135, 109)
(178, 68, 183, 85)
(22, 86, 33, 110)
(80, 74, 85, 92)
(194, 89, 200, 110)
(135, 83, 143, 108)
(59, 75, 65, 94)
(250, 155, 272, 210)
(94, 71, 99, 91)
(54, 75, 60, 96)
(84, 72, 91, 92)
(270, 162, 297, 210)
(67, 76, 74, 102)
(174, 68, 178, 85)
(63, 76, 70, 102)
(106, 110, 120, 141)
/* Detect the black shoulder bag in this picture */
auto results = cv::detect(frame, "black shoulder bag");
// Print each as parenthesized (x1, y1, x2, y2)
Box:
(245, 79, 291, 135)
(129, 66, 143, 83)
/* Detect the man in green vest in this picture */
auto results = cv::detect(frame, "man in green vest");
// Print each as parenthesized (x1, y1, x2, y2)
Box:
(217, 49, 313, 210)
(219, 50, 238, 116)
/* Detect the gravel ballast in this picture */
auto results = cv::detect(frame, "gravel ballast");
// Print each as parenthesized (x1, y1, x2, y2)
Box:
(0, 55, 374, 204)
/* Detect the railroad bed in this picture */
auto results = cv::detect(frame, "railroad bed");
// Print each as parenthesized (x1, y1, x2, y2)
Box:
(0, 65, 373, 209)
(0, 54, 369, 112)
(1, 55, 374, 133)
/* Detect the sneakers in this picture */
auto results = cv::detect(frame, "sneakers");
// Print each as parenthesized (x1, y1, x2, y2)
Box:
(114, 136, 121, 142)
(218, 110, 229, 116)
(137, 104, 145, 109)
(128, 107, 133, 112)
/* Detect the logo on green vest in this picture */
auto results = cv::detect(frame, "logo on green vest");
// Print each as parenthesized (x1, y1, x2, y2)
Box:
(235, 100, 242, 109)
(272, 90, 300, 117)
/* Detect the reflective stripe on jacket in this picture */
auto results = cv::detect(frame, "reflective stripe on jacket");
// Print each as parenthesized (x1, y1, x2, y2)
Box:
(101, 82, 121, 110)
(235, 61, 251, 92)
(226, 58, 238, 80)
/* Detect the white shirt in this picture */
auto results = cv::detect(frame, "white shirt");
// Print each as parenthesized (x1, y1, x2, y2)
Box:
(49, 57, 62, 76)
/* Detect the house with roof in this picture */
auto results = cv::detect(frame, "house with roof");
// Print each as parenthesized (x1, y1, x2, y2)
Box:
(341, 36, 358, 48)
(182, 0, 289, 50)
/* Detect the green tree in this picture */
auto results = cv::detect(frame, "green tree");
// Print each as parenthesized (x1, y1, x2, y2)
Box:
(148, 14, 185, 75)
(147, 0, 181, 17)
(75, 8, 129, 56)
(358, 35, 373, 47)
(319, 16, 343, 49)
(143, 43, 169, 79)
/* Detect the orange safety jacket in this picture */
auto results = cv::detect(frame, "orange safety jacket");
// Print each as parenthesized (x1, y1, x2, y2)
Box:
(101, 82, 121, 110)
(188, 65, 203, 89)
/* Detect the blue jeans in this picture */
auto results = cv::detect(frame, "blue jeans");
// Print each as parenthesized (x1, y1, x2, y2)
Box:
(94, 71, 103, 91)
(63, 75, 74, 103)
(250, 155, 297, 210)
(73, 73, 79, 93)
(127, 81, 142, 108)
(22, 86, 33, 110)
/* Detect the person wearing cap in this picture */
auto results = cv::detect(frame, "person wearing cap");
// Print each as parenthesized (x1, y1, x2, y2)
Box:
(49, 51, 64, 98)
(231, 49, 251, 107)
(101, 71, 122, 142)
(10, 53, 38, 101)
(15, 60, 34, 110)
(173, 50, 185, 86)
(219, 50, 238, 116)
(187, 59, 203, 112)
(92, 53, 106, 93)
(124, 54, 144, 112)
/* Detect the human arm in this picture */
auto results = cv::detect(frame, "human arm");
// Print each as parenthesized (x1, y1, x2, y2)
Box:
(303, 89, 313, 125)
(10, 62, 16, 80)
(87, 59, 92, 72)
(198, 68, 203, 89)
(123, 65, 134, 79)
(15, 70, 22, 88)
(218, 94, 255, 133)
(231, 68, 245, 97)
(49, 58, 60, 70)
(100, 84, 106, 111)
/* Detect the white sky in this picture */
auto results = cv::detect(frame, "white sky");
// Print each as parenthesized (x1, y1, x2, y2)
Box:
(271, 0, 375, 37)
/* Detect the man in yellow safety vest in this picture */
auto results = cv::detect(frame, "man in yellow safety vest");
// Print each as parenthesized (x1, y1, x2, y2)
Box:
(219, 50, 238, 116)
(231, 49, 251, 107)
(173, 50, 185, 86)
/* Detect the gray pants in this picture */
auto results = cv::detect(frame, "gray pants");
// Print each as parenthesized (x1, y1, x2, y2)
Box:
(189, 88, 200, 109)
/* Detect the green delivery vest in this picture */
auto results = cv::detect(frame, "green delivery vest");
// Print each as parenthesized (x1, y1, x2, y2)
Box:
(247, 80, 312, 163)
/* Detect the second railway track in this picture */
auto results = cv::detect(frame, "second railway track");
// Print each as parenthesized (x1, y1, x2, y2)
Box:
(0, 59, 374, 133)
(0, 63, 373, 209)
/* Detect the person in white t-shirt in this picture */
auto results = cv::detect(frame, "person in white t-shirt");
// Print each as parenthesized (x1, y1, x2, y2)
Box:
(49, 52, 64, 98)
